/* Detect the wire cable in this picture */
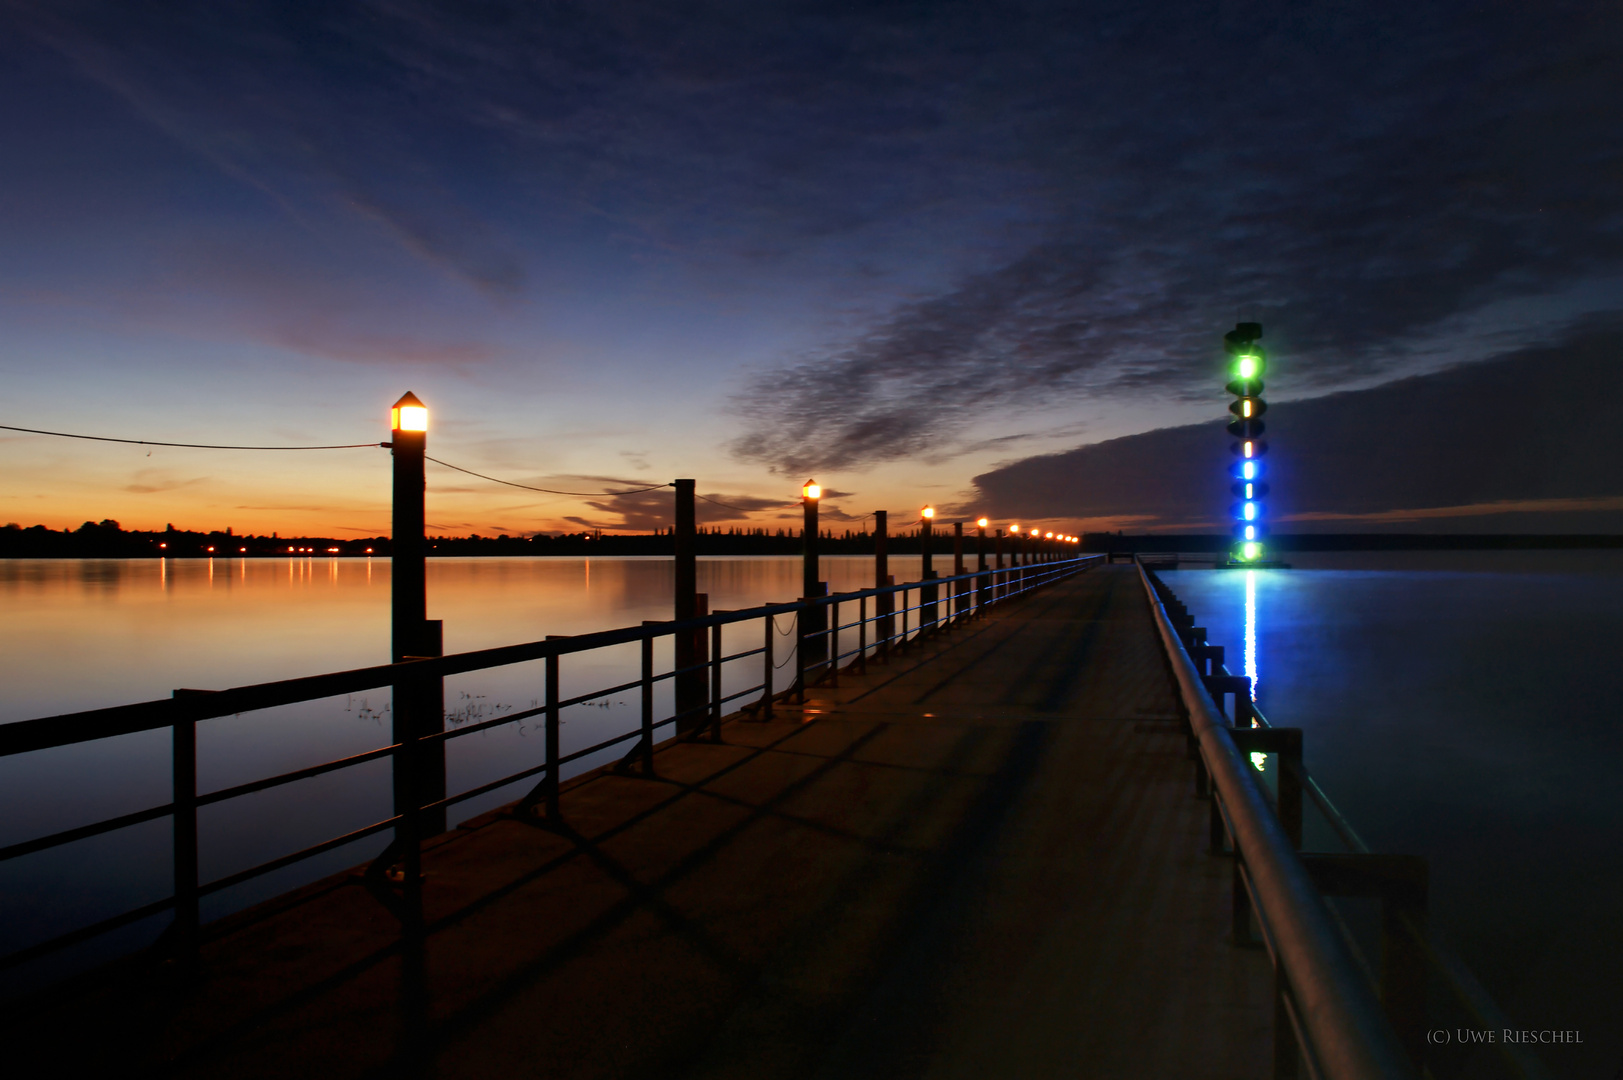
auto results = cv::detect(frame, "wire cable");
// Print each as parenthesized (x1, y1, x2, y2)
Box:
(0, 424, 382, 451)
(425, 456, 672, 497)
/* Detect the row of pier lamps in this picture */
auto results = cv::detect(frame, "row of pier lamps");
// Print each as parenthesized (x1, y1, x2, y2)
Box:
(386, 389, 1081, 829)
(387, 389, 1079, 662)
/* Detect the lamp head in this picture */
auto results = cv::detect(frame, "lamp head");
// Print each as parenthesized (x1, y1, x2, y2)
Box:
(922, 506, 935, 520)
(802, 479, 821, 500)
(391, 391, 428, 433)
(976, 517, 988, 528)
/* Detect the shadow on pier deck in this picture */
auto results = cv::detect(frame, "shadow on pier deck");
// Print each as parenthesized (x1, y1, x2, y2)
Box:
(27, 566, 1270, 1078)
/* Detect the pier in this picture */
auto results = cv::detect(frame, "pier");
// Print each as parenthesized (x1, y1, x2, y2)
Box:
(15, 562, 1291, 1077)
(0, 408, 1484, 1078)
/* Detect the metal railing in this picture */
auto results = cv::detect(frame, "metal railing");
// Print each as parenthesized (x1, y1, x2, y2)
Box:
(1138, 561, 1552, 1080)
(0, 553, 1098, 983)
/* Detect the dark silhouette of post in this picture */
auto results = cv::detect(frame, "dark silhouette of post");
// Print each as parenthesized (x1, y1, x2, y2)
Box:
(921, 507, 938, 630)
(952, 521, 966, 618)
(976, 518, 988, 611)
(874, 510, 893, 659)
(673, 479, 708, 735)
(995, 528, 1004, 570)
(801, 480, 826, 676)
(390, 392, 446, 846)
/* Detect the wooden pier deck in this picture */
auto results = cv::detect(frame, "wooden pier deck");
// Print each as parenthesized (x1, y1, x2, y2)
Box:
(25, 565, 1272, 1078)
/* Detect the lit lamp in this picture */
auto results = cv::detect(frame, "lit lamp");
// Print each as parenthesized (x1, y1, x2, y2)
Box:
(392, 395, 428, 433)
(803, 479, 822, 607)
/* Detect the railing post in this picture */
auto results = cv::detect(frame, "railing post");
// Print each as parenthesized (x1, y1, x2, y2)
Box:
(921, 513, 938, 631)
(975, 521, 988, 616)
(874, 511, 892, 663)
(795, 599, 808, 702)
(760, 612, 774, 719)
(709, 620, 723, 740)
(640, 632, 656, 774)
(170, 693, 200, 975)
(952, 522, 966, 621)
(827, 599, 840, 687)
(545, 644, 561, 816)
(674, 479, 706, 735)
(857, 595, 867, 673)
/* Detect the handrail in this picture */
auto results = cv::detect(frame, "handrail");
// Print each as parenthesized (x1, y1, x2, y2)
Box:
(1147, 568, 1552, 1080)
(0, 553, 1097, 977)
(1135, 559, 1417, 1080)
(0, 556, 1099, 756)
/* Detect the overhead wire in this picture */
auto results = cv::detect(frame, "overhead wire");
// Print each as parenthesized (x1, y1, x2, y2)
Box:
(0, 423, 381, 451)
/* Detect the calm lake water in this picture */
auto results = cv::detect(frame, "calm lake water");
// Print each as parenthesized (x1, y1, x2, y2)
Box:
(3, 552, 1620, 1075)
(1163, 552, 1623, 1079)
(0, 555, 920, 995)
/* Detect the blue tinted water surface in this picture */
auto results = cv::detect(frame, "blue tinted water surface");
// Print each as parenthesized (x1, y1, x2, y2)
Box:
(1164, 552, 1623, 1075)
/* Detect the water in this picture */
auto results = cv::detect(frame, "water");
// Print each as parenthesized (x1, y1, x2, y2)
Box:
(0, 554, 921, 995)
(1163, 552, 1623, 1078)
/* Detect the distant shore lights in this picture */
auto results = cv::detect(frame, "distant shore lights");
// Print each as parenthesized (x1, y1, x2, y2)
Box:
(1224, 323, 1269, 563)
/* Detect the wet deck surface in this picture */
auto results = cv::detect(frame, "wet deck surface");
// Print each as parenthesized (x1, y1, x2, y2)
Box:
(28, 565, 1271, 1078)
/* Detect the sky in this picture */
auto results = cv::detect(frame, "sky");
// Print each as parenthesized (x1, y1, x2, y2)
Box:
(1, 1, 1620, 538)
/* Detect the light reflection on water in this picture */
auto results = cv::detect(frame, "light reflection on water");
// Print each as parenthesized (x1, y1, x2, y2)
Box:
(0, 555, 925, 992)
(1165, 552, 1623, 1075)
(1244, 568, 1258, 700)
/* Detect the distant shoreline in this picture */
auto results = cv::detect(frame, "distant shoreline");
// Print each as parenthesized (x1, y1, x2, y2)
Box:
(2, 522, 1620, 558)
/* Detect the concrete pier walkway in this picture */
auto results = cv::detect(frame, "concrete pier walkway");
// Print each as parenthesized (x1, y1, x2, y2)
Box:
(26, 565, 1272, 1078)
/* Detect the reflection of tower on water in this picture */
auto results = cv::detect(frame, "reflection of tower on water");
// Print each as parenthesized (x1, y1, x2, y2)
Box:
(1244, 568, 1258, 701)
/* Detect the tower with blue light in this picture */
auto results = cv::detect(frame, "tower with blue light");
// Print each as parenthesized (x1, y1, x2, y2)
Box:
(1224, 323, 1268, 564)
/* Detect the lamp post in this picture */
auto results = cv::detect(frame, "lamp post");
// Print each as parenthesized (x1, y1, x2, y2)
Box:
(391, 392, 428, 664)
(674, 479, 707, 734)
(389, 392, 446, 855)
(874, 509, 892, 660)
(921, 506, 937, 630)
(975, 517, 988, 612)
(801, 480, 826, 676)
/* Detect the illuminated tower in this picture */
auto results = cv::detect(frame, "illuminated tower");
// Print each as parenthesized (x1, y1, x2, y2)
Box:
(1224, 323, 1268, 564)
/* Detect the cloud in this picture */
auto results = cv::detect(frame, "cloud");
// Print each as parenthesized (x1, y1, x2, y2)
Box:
(971, 322, 1623, 533)
(718, 5, 1623, 472)
(124, 471, 209, 494)
(1282, 496, 1623, 525)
